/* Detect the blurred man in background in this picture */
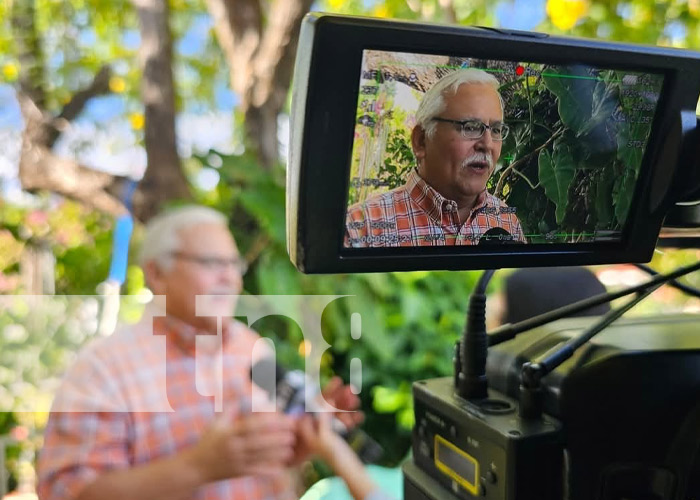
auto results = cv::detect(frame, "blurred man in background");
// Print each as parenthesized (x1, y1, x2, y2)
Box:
(38, 205, 360, 500)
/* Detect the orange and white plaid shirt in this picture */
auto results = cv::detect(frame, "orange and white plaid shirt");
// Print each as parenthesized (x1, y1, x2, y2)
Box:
(345, 169, 526, 247)
(37, 307, 293, 500)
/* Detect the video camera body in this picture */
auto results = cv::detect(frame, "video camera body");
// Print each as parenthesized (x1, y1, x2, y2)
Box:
(406, 314, 700, 500)
(286, 13, 700, 500)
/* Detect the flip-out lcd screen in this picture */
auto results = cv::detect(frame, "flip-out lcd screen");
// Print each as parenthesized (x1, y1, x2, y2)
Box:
(343, 50, 664, 248)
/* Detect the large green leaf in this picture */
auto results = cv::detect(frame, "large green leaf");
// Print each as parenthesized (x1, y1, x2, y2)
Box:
(616, 120, 647, 173)
(614, 167, 637, 226)
(594, 167, 615, 228)
(254, 251, 303, 295)
(578, 78, 618, 137)
(238, 179, 286, 246)
(543, 66, 620, 151)
(542, 67, 593, 136)
(538, 143, 576, 224)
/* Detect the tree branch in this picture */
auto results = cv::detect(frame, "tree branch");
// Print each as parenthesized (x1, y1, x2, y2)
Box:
(251, 0, 314, 109)
(438, 0, 457, 24)
(19, 144, 129, 216)
(364, 51, 449, 93)
(58, 65, 113, 123)
(243, 233, 270, 267)
(45, 65, 114, 147)
(205, 0, 262, 107)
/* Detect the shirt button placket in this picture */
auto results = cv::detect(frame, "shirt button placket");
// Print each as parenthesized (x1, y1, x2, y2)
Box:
(447, 201, 459, 226)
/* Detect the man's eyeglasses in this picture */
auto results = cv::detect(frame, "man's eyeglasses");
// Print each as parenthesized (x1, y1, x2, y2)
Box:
(432, 118, 509, 141)
(171, 252, 248, 275)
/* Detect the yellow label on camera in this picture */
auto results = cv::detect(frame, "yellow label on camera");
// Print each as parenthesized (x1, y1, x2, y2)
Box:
(434, 434, 479, 495)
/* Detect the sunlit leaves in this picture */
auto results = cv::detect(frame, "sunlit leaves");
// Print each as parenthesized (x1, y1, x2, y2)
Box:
(2, 62, 19, 82)
(372, 383, 414, 430)
(546, 0, 589, 30)
(128, 112, 144, 130)
(558, 0, 700, 49)
(109, 75, 126, 93)
(0, 230, 24, 271)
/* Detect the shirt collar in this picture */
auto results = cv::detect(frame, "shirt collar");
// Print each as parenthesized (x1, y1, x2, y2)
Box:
(152, 312, 233, 356)
(407, 168, 488, 224)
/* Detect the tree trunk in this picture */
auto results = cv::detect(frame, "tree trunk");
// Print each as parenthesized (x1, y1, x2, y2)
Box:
(205, 0, 314, 168)
(132, 0, 192, 221)
(244, 103, 279, 169)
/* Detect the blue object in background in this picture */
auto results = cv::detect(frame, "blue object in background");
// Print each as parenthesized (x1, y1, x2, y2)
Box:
(107, 214, 134, 285)
(107, 179, 138, 285)
(300, 465, 403, 500)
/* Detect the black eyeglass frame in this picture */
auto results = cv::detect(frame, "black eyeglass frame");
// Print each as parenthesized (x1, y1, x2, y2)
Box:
(431, 117, 510, 141)
(170, 251, 249, 275)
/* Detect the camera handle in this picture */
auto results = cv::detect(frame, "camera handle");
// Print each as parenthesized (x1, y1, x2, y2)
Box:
(488, 259, 700, 347)
(517, 259, 700, 418)
(635, 263, 700, 299)
(456, 260, 700, 415)
(518, 281, 661, 418)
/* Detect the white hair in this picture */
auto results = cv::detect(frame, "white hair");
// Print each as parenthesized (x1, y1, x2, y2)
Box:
(415, 68, 503, 139)
(138, 205, 229, 271)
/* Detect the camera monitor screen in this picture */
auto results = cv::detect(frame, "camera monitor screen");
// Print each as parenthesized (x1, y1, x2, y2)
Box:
(344, 50, 664, 249)
(287, 14, 700, 273)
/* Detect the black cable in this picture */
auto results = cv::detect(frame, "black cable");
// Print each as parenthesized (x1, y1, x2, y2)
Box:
(475, 269, 496, 295)
(457, 269, 496, 400)
(489, 259, 700, 347)
(635, 263, 700, 300)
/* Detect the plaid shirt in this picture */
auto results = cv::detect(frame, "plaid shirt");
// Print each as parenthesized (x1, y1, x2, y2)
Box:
(37, 307, 294, 500)
(345, 169, 526, 247)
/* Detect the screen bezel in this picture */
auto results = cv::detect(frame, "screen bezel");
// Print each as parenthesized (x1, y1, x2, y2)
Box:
(287, 13, 700, 273)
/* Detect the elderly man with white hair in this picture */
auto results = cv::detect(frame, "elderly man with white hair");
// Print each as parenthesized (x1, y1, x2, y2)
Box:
(345, 68, 526, 247)
(38, 205, 361, 500)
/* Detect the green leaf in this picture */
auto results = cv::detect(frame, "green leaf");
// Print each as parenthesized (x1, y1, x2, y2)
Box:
(255, 252, 303, 295)
(372, 384, 410, 414)
(578, 79, 618, 137)
(614, 167, 636, 226)
(538, 143, 576, 224)
(594, 167, 615, 228)
(616, 120, 646, 173)
(542, 67, 593, 136)
(238, 180, 286, 246)
(372, 386, 406, 413)
(397, 406, 415, 430)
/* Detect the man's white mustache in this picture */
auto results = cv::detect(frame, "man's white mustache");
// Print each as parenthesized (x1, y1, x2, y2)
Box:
(204, 290, 239, 296)
(461, 153, 493, 169)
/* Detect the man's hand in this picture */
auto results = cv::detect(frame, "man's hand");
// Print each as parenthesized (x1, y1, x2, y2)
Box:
(288, 378, 364, 465)
(297, 412, 343, 462)
(185, 411, 296, 482)
(321, 376, 364, 429)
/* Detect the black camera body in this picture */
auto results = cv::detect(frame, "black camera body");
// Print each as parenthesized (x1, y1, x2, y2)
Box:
(404, 314, 700, 500)
(407, 378, 562, 499)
